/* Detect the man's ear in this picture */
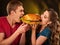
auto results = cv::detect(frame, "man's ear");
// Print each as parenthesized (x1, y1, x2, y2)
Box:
(47, 21, 52, 25)
(10, 10, 15, 14)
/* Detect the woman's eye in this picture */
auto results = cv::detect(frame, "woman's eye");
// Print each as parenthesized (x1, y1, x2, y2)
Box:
(44, 16, 47, 18)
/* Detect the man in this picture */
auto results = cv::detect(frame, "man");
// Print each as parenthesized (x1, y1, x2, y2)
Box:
(0, 0, 29, 45)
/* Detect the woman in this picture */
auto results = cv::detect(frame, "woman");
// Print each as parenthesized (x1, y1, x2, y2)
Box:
(31, 9, 60, 45)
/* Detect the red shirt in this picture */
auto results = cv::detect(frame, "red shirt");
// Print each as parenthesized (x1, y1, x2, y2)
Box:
(0, 16, 22, 45)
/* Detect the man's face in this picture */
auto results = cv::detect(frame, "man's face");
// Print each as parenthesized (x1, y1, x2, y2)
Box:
(13, 6, 24, 22)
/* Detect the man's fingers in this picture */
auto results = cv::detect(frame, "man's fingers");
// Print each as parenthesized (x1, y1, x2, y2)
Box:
(21, 23, 27, 26)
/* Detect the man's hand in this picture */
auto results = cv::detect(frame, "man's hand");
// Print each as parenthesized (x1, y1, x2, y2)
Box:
(17, 23, 30, 33)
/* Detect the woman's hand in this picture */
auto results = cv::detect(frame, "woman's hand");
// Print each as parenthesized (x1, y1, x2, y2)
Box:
(30, 24, 38, 31)
(31, 24, 38, 45)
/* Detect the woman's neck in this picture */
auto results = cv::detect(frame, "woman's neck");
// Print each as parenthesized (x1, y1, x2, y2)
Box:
(40, 24, 47, 32)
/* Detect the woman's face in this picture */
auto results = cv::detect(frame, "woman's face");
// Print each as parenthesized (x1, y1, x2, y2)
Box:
(41, 10, 50, 25)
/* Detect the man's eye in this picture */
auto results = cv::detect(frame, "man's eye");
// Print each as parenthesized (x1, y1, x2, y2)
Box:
(20, 10, 24, 12)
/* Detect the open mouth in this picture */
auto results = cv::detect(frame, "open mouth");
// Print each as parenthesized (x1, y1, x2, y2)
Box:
(20, 14, 41, 24)
(39, 20, 42, 22)
(20, 16, 24, 20)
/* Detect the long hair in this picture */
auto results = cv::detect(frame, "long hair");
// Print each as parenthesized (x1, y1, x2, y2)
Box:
(46, 9, 60, 45)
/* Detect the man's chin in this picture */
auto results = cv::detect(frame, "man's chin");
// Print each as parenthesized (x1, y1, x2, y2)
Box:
(16, 20, 21, 23)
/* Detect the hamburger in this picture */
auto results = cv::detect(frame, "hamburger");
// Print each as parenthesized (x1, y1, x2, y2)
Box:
(20, 14, 41, 24)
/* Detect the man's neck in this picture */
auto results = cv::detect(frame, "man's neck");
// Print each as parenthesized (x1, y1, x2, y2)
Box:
(6, 15, 16, 27)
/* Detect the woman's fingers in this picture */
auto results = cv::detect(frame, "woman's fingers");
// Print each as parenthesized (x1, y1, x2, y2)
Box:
(30, 24, 38, 30)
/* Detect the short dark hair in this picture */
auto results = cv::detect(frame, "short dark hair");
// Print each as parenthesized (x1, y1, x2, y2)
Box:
(6, 0, 23, 14)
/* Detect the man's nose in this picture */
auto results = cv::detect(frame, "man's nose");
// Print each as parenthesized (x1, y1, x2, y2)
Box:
(22, 12, 24, 15)
(41, 15, 42, 18)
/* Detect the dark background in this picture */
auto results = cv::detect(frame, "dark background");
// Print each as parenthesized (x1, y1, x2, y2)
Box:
(0, 0, 60, 17)
(0, 0, 60, 45)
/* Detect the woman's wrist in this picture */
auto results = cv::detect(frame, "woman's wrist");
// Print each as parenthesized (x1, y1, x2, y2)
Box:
(32, 29, 36, 32)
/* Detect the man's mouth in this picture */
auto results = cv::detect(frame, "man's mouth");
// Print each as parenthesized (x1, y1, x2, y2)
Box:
(20, 15, 24, 18)
(20, 16, 22, 19)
